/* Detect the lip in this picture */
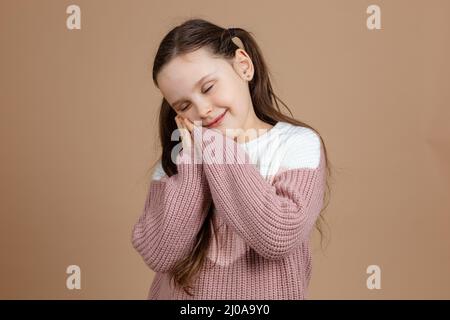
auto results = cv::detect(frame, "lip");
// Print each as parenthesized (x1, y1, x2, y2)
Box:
(205, 110, 227, 128)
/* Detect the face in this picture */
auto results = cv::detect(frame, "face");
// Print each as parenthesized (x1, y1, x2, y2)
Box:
(156, 46, 256, 138)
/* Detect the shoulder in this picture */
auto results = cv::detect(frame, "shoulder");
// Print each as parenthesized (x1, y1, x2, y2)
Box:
(277, 122, 322, 170)
(151, 159, 167, 181)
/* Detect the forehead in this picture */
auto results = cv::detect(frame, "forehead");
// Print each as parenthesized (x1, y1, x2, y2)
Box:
(157, 48, 228, 94)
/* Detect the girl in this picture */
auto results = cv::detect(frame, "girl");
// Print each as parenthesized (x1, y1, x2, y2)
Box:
(131, 18, 332, 300)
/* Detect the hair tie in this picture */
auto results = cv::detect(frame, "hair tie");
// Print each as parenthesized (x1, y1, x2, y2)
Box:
(226, 27, 244, 49)
(228, 28, 236, 38)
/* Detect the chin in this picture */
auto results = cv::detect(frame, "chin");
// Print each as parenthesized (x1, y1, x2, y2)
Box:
(221, 127, 239, 139)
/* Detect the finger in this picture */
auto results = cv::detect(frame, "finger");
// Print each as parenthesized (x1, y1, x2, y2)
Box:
(176, 116, 186, 131)
(177, 116, 186, 130)
(177, 117, 192, 150)
(175, 116, 185, 138)
(183, 117, 194, 133)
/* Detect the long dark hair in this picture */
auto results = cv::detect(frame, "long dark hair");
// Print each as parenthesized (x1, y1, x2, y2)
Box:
(149, 18, 334, 296)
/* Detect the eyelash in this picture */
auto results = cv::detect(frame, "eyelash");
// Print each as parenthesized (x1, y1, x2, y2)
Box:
(180, 84, 214, 111)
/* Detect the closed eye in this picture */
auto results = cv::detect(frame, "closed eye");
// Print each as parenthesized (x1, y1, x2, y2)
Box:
(203, 84, 214, 93)
(180, 84, 214, 112)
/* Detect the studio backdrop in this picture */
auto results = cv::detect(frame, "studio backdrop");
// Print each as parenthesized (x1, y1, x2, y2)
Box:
(0, 0, 449, 299)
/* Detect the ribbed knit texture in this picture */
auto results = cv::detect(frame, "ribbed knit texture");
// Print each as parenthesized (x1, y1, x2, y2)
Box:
(131, 121, 326, 300)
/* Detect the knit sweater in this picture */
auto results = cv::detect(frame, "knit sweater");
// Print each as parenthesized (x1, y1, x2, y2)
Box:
(131, 121, 326, 300)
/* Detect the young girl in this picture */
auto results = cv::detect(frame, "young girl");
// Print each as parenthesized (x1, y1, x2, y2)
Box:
(131, 18, 332, 300)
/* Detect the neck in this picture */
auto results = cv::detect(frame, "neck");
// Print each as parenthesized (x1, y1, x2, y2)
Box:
(234, 113, 274, 144)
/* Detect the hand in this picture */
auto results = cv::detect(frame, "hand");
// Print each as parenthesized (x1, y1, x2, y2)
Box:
(181, 116, 195, 134)
(178, 116, 210, 138)
(174, 115, 193, 151)
(175, 116, 228, 155)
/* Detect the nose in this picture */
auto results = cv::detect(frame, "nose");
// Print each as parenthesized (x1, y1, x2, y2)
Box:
(196, 103, 212, 119)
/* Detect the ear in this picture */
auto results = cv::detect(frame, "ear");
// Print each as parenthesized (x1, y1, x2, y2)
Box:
(233, 48, 254, 82)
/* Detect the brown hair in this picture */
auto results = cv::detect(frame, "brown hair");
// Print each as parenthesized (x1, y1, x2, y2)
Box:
(149, 18, 334, 296)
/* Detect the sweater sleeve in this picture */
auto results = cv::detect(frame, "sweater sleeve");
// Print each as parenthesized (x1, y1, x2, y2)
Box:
(193, 127, 326, 261)
(131, 147, 212, 273)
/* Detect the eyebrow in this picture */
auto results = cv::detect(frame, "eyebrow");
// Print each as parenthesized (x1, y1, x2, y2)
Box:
(171, 72, 216, 109)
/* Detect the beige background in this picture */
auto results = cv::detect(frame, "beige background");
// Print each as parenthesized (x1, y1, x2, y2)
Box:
(1, 0, 449, 299)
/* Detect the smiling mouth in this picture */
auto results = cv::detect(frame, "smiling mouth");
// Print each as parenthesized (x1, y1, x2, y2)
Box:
(205, 110, 227, 127)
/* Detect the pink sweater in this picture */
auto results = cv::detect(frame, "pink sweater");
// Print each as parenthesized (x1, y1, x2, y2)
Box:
(131, 121, 326, 299)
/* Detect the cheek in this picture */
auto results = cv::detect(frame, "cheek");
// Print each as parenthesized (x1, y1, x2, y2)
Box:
(214, 86, 243, 115)
(213, 86, 234, 105)
(180, 110, 196, 123)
